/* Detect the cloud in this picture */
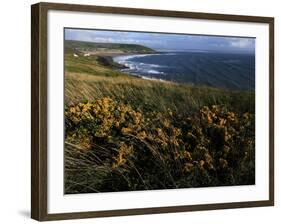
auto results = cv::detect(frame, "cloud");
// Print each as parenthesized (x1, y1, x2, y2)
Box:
(92, 37, 115, 42)
(228, 38, 255, 48)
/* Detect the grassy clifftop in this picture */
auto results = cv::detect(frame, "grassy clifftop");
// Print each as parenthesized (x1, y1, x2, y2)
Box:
(65, 53, 130, 76)
(65, 40, 156, 54)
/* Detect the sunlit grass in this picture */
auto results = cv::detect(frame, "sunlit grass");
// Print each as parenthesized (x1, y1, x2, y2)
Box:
(65, 72, 254, 115)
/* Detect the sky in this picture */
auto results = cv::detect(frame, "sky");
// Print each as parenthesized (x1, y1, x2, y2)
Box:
(65, 28, 255, 53)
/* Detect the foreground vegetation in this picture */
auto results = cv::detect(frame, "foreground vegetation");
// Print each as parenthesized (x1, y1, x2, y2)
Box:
(64, 50, 255, 194)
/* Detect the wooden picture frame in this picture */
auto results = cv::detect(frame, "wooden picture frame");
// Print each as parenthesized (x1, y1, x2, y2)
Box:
(31, 2, 274, 221)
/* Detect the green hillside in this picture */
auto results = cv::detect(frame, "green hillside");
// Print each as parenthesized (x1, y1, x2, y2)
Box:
(65, 40, 156, 54)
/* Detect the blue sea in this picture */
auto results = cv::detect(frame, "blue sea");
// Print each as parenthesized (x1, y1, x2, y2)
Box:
(113, 51, 255, 91)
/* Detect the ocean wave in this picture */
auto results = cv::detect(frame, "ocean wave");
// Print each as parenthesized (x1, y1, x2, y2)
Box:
(113, 53, 163, 63)
(147, 70, 164, 75)
(114, 54, 166, 77)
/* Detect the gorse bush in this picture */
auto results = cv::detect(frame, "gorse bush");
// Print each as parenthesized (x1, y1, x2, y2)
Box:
(65, 97, 255, 193)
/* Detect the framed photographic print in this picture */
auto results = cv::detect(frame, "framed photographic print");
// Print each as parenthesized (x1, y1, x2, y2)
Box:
(31, 2, 274, 221)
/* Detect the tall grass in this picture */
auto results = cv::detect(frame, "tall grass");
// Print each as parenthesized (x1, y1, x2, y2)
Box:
(65, 72, 254, 115)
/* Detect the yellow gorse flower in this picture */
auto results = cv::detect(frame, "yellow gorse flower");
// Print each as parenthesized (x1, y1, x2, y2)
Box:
(65, 99, 254, 186)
